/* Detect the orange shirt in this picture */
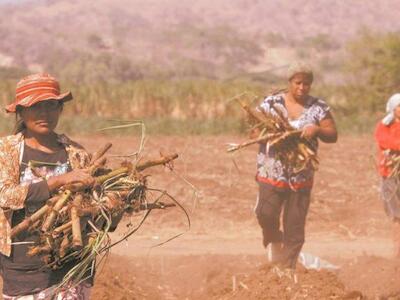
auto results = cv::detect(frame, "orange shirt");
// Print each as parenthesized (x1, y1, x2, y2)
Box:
(375, 121, 400, 177)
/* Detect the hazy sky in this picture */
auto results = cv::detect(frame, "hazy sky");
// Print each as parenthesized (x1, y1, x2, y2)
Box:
(0, 0, 27, 3)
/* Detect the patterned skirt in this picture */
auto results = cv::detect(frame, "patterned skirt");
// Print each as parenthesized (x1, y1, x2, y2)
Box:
(2, 282, 91, 300)
(380, 177, 400, 220)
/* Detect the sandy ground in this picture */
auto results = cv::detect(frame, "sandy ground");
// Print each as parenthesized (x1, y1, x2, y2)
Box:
(2, 134, 400, 299)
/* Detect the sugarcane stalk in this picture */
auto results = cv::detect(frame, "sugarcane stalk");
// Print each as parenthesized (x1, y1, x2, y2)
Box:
(78, 206, 100, 217)
(249, 122, 266, 132)
(90, 143, 112, 164)
(11, 195, 60, 238)
(27, 219, 42, 234)
(41, 190, 72, 232)
(68, 155, 172, 189)
(95, 167, 130, 184)
(70, 194, 83, 250)
(59, 234, 71, 258)
(297, 143, 311, 159)
(227, 133, 280, 152)
(268, 130, 302, 148)
(27, 244, 52, 257)
(53, 221, 72, 236)
(135, 154, 179, 171)
(235, 98, 265, 124)
(89, 157, 107, 175)
(77, 195, 123, 219)
(310, 157, 319, 170)
(58, 205, 70, 219)
(270, 103, 292, 130)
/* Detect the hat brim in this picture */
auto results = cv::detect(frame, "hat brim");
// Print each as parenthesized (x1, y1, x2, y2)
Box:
(5, 91, 72, 113)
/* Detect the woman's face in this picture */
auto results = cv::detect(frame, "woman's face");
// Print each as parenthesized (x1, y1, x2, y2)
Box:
(288, 73, 313, 101)
(20, 100, 63, 135)
(394, 105, 400, 121)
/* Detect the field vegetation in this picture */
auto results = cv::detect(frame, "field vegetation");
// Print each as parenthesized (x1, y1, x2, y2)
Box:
(0, 3, 399, 136)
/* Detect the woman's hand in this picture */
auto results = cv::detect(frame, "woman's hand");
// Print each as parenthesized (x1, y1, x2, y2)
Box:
(301, 114, 338, 143)
(47, 169, 95, 193)
(301, 124, 320, 140)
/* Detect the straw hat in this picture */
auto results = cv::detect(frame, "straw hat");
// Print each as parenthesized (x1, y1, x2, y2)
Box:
(5, 73, 72, 113)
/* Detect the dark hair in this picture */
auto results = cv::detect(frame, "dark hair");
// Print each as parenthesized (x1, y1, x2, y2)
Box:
(13, 119, 26, 134)
(13, 107, 25, 134)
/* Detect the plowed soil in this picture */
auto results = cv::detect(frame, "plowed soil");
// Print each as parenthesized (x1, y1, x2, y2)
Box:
(2, 134, 398, 299)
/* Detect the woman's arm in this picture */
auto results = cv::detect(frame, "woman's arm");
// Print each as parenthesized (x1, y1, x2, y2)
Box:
(317, 113, 338, 143)
(46, 169, 94, 193)
(0, 151, 29, 210)
(0, 169, 95, 210)
(301, 112, 338, 143)
(0, 180, 29, 210)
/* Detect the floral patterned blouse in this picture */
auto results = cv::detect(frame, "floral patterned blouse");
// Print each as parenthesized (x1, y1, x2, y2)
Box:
(0, 132, 90, 256)
(256, 93, 330, 190)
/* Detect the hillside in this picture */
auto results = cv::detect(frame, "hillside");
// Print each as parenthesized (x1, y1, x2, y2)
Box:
(0, 0, 399, 80)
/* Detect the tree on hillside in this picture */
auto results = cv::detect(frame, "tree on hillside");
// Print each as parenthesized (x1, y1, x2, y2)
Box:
(345, 31, 400, 113)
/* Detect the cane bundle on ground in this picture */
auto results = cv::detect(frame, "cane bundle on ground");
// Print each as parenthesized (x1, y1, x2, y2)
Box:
(227, 97, 319, 174)
(11, 142, 181, 289)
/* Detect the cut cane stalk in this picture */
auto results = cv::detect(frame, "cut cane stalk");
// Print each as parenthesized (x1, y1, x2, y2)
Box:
(28, 244, 52, 257)
(89, 157, 107, 175)
(71, 195, 83, 250)
(249, 122, 265, 132)
(231, 98, 320, 179)
(60, 234, 71, 258)
(78, 206, 100, 217)
(66, 154, 178, 190)
(270, 103, 292, 130)
(235, 98, 265, 124)
(58, 205, 69, 219)
(27, 220, 42, 234)
(227, 133, 280, 152)
(53, 221, 72, 236)
(135, 153, 179, 171)
(11, 195, 59, 238)
(45, 234, 55, 249)
(95, 167, 130, 184)
(41, 190, 72, 232)
(268, 130, 302, 148)
(11, 149, 179, 283)
(297, 143, 311, 160)
(90, 143, 112, 165)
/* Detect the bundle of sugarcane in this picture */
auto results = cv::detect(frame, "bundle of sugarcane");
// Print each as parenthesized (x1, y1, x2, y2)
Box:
(227, 98, 319, 173)
(11, 143, 179, 288)
(384, 150, 400, 178)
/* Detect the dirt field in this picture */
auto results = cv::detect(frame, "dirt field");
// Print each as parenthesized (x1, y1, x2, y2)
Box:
(2, 134, 399, 299)
(84, 133, 399, 300)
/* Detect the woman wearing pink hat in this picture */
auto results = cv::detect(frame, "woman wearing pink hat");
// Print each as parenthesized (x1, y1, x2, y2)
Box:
(375, 93, 400, 257)
(0, 73, 94, 299)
